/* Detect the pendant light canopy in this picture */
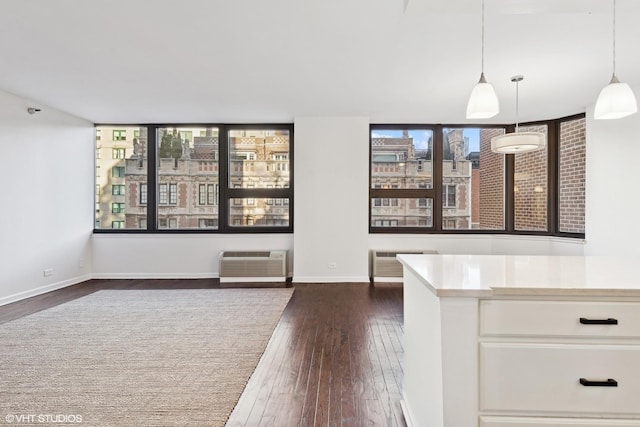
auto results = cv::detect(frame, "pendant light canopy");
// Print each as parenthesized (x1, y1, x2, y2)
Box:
(594, 0, 637, 120)
(491, 76, 546, 154)
(466, 0, 499, 119)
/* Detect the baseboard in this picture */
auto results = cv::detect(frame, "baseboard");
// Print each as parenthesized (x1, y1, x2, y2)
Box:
(372, 276, 403, 283)
(220, 282, 287, 288)
(0, 274, 92, 307)
(400, 395, 415, 427)
(292, 276, 371, 283)
(91, 272, 218, 279)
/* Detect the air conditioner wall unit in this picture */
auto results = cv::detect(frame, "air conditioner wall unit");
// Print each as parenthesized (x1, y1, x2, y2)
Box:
(370, 249, 438, 282)
(219, 250, 288, 283)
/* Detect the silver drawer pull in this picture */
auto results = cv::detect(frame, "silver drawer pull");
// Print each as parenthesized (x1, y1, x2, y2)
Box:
(579, 378, 618, 387)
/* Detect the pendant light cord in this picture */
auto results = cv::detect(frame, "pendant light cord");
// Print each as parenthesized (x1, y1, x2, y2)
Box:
(481, 0, 485, 73)
(515, 79, 519, 132)
(612, 0, 616, 76)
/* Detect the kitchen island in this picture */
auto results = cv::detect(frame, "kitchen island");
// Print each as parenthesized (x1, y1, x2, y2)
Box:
(398, 254, 640, 427)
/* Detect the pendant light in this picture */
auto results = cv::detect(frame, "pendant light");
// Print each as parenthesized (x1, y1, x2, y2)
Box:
(491, 76, 546, 154)
(594, 0, 637, 120)
(466, 0, 499, 119)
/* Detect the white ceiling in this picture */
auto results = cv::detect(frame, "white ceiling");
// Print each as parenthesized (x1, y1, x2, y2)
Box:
(1, 0, 638, 124)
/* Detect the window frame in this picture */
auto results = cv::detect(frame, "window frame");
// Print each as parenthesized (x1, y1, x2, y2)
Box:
(370, 115, 585, 239)
(94, 123, 294, 234)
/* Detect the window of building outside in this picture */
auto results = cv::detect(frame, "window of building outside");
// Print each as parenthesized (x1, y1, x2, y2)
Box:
(112, 129, 126, 141)
(157, 127, 219, 230)
(112, 148, 126, 159)
(111, 184, 125, 196)
(227, 128, 291, 228)
(95, 126, 147, 230)
(370, 128, 434, 229)
(558, 117, 586, 234)
(441, 128, 505, 230)
(140, 183, 147, 205)
(371, 117, 585, 237)
(514, 124, 548, 232)
(95, 124, 292, 233)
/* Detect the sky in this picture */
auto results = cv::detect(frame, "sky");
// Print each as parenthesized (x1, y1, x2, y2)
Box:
(372, 128, 481, 152)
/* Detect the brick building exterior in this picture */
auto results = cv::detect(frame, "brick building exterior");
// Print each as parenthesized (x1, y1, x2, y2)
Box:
(478, 128, 505, 229)
(558, 117, 586, 233)
(96, 127, 290, 229)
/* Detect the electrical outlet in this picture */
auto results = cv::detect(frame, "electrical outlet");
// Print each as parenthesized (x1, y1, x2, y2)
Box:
(43, 268, 53, 277)
(79, 258, 85, 269)
(327, 262, 337, 270)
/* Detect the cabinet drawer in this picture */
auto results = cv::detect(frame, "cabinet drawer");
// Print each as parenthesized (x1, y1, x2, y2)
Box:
(480, 416, 640, 426)
(480, 300, 640, 338)
(480, 343, 640, 415)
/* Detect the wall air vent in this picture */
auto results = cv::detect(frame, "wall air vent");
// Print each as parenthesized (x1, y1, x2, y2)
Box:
(219, 250, 288, 283)
(370, 249, 438, 283)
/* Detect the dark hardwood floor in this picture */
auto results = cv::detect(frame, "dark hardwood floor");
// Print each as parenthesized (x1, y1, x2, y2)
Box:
(0, 280, 406, 427)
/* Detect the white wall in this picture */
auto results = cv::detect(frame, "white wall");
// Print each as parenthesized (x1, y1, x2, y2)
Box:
(0, 90, 94, 305)
(92, 234, 293, 278)
(293, 117, 370, 282)
(585, 88, 640, 256)
(368, 234, 584, 257)
(0, 105, 593, 300)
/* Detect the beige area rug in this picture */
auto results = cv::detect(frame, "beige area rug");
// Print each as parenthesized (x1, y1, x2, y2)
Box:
(0, 288, 294, 426)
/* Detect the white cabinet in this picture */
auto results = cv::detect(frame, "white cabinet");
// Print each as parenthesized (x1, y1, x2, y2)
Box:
(480, 300, 640, 338)
(479, 299, 640, 425)
(398, 255, 640, 427)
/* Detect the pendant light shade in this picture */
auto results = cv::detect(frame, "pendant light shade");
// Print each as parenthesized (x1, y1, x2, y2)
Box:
(466, 0, 499, 119)
(594, 75, 638, 120)
(594, 0, 637, 120)
(491, 132, 546, 154)
(467, 73, 500, 119)
(491, 75, 545, 154)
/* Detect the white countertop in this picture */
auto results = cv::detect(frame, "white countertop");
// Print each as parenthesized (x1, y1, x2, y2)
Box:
(397, 254, 640, 297)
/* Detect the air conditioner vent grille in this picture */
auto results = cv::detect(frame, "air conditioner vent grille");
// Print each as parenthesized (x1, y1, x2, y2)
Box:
(223, 251, 271, 258)
(219, 250, 287, 283)
(370, 249, 438, 280)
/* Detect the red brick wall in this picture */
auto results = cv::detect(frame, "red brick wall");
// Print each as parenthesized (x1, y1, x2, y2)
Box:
(558, 118, 586, 233)
(471, 168, 479, 226)
(479, 128, 505, 229)
(514, 125, 548, 231)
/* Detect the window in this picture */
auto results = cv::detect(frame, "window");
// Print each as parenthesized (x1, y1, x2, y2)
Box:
(112, 185, 125, 196)
(159, 183, 168, 205)
(229, 198, 289, 227)
(208, 184, 217, 205)
(95, 124, 293, 233)
(370, 127, 434, 230)
(140, 183, 147, 205)
(442, 128, 505, 230)
(442, 185, 456, 208)
(95, 127, 147, 230)
(169, 183, 177, 205)
(111, 203, 125, 213)
(558, 117, 585, 234)
(112, 148, 126, 159)
(514, 124, 549, 232)
(197, 183, 219, 206)
(112, 167, 125, 178)
(199, 219, 217, 228)
(370, 117, 584, 237)
(113, 129, 126, 141)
